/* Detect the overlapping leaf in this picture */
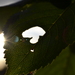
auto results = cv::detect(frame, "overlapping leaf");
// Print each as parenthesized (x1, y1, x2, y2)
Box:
(4, 2, 75, 75)
(35, 43, 75, 75)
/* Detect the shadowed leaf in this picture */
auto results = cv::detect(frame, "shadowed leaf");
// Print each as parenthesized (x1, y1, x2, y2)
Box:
(0, 6, 22, 33)
(4, 2, 75, 75)
(35, 43, 75, 75)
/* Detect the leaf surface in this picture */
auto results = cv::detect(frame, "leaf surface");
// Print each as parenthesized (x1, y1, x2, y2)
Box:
(0, 6, 22, 33)
(35, 43, 75, 75)
(4, 2, 75, 75)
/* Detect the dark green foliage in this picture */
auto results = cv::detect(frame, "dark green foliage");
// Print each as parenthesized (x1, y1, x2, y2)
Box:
(35, 43, 75, 75)
(0, 0, 74, 75)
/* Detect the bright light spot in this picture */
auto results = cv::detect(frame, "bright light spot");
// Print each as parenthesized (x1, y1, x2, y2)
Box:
(30, 49, 34, 52)
(22, 26, 46, 44)
(0, 33, 6, 71)
(0, 0, 21, 7)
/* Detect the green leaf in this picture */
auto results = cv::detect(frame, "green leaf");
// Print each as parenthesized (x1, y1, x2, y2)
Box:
(0, 6, 22, 33)
(4, 2, 64, 75)
(4, 2, 75, 75)
(3, 2, 63, 37)
(35, 43, 75, 75)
